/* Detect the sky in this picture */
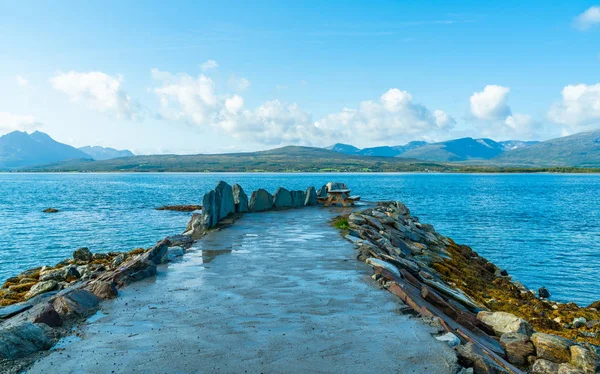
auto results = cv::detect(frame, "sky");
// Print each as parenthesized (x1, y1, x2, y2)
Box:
(1, 1, 599, 154)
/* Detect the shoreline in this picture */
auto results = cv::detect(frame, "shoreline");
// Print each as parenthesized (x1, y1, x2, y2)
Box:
(2, 181, 599, 373)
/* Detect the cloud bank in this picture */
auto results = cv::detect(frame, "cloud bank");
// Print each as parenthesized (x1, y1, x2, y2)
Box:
(0, 112, 41, 134)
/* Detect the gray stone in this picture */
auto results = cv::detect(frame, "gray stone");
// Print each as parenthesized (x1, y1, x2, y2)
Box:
(249, 189, 273, 212)
(572, 317, 587, 328)
(290, 190, 305, 207)
(539, 287, 551, 299)
(201, 190, 219, 229)
(24, 281, 58, 300)
(73, 247, 93, 263)
(348, 213, 367, 225)
(111, 253, 126, 268)
(39, 268, 66, 282)
(532, 359, 560, 374)
(146, 239, 170, 265)
(32, 303, 62, 327)
(0, 303, 32, 320)
(500, 332, 535, 366)
(0, 322, 54, 359)
(232, 184, 249, 213)
(456, 342, 504, 374)
(531, 332, 574, 364)
(557, 363, 586, 374)
(166, 246, 184, 261)
(435, 332, 461, 348)
(316, 185, 328, 197)
(86, 281, 118, 300)
(570, 344, 598, 374)
(52, 289, 101, 317)
(215, 181, 235, 221)
(273, 187, 293, 209)
(304, 186, 317, 206)
(165, 234, 194, 249)
(477, 311, 534, 337)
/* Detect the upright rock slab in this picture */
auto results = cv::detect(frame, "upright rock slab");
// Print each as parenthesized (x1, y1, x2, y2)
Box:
(316, 185, 328, 197)
(232, 184, 249, 213)
(201, 190, 219, 229)
(273, 187, 293, 209)
(249, 189, 273, 212)
(215, 181, 234, 221)
(290, 190, 305, 207)
(304, 186, 317, 206)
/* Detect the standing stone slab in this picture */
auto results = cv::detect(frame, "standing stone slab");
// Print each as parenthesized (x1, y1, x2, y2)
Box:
(304, 186, 317, 206)
(201, 190, 219, 229)
(291, 190, 305, 207)
(273, 187, 293, 209)
(316, 185, 328, 198)
(232, 184, 249, 213)
(249, 189, 273, 212)
(215, 181, 234, 221)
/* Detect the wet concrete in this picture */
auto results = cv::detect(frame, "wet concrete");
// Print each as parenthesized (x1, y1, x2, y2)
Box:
(28, 207, 457, 373)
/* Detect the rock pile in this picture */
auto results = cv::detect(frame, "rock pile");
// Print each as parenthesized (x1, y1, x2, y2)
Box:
(339, 201, 600, 374)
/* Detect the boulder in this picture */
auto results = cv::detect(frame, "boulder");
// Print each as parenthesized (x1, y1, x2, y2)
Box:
(201, 190, 219, 229)
(531, 332, 574, 364)
(477, 311, 533, 337)
(500, 332, 535, 366)
(273, 187, 293, 209)
(291, 190, 305, 207)
(215, 181, 235, 221)
(539, 287, 551, 299)
(32, 303, 62, 328)
(532, 359, 560, 373)
(0, 322, 54, 359)
(164, 234, 194, 249)
(249, 189, 273, 212)
(456, 342, 504, 374)
(166, 246, 184, 261)
(572, 317, 587, 328)
(435, 332, 461, 348)
(557, 363, 586, 373)
(316, 185, 328, 197)
(232, 184, 249, 213)
(146, 239, 170, 265)
(86, 281, 118, 299)
(304, 186, 318, 206)
(570, 345, 598, 374)
(110, 253, 126, 268)
(24, 281, 58, 300)
(73, 247, 93, 263)
(52, 289, 101, 317)
(0, 303, 33, 320)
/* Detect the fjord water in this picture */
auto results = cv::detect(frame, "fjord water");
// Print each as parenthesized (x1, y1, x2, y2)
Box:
(0, 173, 599, 306)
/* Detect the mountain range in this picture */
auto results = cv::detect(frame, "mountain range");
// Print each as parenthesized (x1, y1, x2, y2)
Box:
(327, 138, 539, 162)
(0, 131, 134, 169)
(1, 129, 599, 171)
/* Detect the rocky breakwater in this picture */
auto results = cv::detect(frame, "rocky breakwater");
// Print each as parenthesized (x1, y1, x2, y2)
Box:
(0, 180, 329, 371)
(336, 201, 600, 374)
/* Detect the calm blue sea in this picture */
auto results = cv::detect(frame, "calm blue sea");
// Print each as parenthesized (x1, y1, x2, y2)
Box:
(1, 173, 599, 305)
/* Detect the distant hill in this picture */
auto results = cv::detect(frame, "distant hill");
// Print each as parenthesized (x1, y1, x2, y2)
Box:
(491, 130, 600, 167)
(0, 131, 91, 169)
(79, 146, 134, 160)
(23, 146, 459, 173)
(325, 143, 360, 155)
(326, 141, 429, 157)
(400, 138, 505, 162)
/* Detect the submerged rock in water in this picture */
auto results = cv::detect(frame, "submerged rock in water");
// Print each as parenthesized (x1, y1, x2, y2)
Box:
(155, 205, 202, 212)
(42, 208, 59, 213)
(304, 186, 317, 206)
(215, 181, 235, 221)
(249, 189, 273, 212)
(273, 187, 293, 209)
(232, 184, 249, 213)
(166, 246, 184, 261)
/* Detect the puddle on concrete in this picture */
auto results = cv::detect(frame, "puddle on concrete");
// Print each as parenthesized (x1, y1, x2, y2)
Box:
(200, 249, 232, 263)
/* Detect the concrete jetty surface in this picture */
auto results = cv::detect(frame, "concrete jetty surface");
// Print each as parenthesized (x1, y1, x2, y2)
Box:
(28, 207, 457, 373)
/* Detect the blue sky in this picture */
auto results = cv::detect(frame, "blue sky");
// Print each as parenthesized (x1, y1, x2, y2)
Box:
(1, 1, 599, 154)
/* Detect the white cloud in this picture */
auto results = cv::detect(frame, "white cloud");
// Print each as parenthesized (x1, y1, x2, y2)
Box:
(574, 6, 600, 30)
(548, 83, 600, 132)
(315, 88, 455, 143)
(0, 112, 41, 134)
(470, 85, 511, 120)
(151, 69, 454, 146)
(50, 71, 141, 120)
(15, 75, 29, 86)
(200, 59, 219, 71)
